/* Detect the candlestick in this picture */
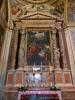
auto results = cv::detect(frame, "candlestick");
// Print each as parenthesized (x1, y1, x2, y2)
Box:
(33, 62, 35, 72)
(49, 62, 51, 73)
(34, 62, 35, 67)
(41, 62, 42, 73)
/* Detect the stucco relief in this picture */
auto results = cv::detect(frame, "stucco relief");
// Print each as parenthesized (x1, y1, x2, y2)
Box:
(67, 1, 75, 22)
(67, 7, 75, 22)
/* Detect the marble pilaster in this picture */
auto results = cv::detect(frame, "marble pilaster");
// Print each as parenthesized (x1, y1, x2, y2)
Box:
(52, 29, 60, 69)
(10, 29, 19, 69)
(18, 28, 25, 68)
(50, 31, 53, 65)
(58, 28, 68, 69)
(0, 29, 12, 99)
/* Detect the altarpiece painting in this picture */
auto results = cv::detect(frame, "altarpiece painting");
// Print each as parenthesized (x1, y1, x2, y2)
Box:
(27, 31, 51, 65)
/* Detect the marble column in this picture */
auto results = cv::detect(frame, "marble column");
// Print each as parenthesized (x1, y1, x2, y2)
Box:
(50, 32, 53, 65)
(18, 28, 25, 68)
(25, 30, 27, 65)
(10, 29, 19, 69)
(52, 29, 60, 69)
(58, 28, 67, 69)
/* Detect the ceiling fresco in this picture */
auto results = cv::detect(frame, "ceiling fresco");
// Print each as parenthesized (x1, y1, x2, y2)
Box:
(10, 0, 64, 19)
(10, 0, 55, 19)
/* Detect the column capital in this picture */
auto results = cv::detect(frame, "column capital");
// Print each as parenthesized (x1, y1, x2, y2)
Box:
(56, 22, 62, 29)
(20, 28, 26, 35)
(52, 28, 57, 34)
(7, 28, 13, 33)
(14, 28, 19, 31)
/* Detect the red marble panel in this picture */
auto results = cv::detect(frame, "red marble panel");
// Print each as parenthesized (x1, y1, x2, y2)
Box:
(64, 73, 72, 83)
(15, 73, 22, 84)
(55, 73, 62, 83)
(6, 73, 13, 85)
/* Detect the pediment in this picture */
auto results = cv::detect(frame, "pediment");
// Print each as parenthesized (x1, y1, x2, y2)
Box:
(16, 12, 63, 21)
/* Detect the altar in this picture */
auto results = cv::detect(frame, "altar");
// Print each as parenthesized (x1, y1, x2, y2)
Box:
(18, 91, 62, 100)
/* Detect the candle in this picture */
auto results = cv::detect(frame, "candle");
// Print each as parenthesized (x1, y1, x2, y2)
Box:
(34, 62, 35, 67)
(49, 62, 51, 72)
(41, 62, 42, 72)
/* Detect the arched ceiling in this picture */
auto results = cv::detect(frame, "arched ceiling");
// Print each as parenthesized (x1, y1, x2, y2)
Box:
(17, 0, 48, 4)
(14, 0, 58, 5)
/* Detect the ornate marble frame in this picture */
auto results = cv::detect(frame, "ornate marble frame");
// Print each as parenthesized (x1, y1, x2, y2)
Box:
(14, 16, 63, 68)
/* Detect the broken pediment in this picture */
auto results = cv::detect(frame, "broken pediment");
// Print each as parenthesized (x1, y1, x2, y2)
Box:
(15, 12, 63, 21)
